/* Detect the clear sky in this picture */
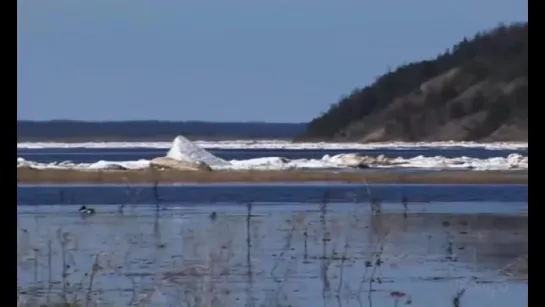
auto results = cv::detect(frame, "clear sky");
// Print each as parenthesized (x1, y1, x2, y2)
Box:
(17, 0, 527, 122)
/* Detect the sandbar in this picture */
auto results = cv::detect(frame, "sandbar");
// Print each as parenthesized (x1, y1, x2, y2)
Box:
(17, 168, 528, 185)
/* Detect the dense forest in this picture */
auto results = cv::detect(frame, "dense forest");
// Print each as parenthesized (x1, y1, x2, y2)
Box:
(304, 23, 528, 142)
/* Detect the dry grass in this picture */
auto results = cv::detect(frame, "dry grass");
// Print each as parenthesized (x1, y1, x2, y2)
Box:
(17, 168, 528, 185)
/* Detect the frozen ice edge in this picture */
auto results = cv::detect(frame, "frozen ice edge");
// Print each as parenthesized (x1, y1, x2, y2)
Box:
(16, 154, 529, 172)
(17, 136, 528, 172)
(18, 140, 528, 151)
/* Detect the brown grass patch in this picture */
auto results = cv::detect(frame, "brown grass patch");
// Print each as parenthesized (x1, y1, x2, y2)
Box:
(17, 167, 528, 185)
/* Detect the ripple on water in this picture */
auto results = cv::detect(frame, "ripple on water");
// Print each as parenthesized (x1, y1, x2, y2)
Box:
(18, 197, 527, 307)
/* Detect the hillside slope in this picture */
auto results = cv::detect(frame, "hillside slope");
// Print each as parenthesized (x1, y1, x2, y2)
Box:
(305, 23, 528, 142)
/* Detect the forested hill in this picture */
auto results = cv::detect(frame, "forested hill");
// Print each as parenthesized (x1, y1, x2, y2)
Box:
(304, 23, 528, 142)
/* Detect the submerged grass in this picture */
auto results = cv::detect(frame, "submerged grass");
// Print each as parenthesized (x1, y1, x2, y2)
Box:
(17, 186, 528, 307)
(17, 173, 528, 306)
(17, 167, 528, 185)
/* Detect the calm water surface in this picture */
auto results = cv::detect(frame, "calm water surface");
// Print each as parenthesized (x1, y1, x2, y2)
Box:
(17, 183, 528, 206)
(17, 184, 527, 307)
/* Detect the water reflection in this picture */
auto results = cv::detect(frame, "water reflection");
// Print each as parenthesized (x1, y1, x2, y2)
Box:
(17, 202, 527, 307)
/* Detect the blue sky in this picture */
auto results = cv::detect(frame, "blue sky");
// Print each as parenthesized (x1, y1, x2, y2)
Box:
(17, 0, 527, 122)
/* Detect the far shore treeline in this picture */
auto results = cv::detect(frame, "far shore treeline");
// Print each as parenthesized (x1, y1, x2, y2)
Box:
(16, 120, 307, 142)
(18, 23, 527, 143)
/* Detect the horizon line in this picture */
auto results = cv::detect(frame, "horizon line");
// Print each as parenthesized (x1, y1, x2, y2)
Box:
(17, 120, 308, 125)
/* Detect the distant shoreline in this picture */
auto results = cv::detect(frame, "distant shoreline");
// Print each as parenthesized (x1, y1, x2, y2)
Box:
(16, 120, 529, 143)
(17, 168, 528, 185)
(17, 120, 307, 142)
(17, 136, 297, 142)
(17, 138, 531, 143)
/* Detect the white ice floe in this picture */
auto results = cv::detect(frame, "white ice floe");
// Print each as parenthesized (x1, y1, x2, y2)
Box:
(87, 159, 151, 170)
(17, 140, 528, 151)
(15, 154, 528, 171)
(17, 158, 152, 171)
(16, 136, 528, 171)
(166, 135, 229, 167)
(214, 153, 527, 171)
(17, 136, 528, 170)
(385, 153, 528, 171)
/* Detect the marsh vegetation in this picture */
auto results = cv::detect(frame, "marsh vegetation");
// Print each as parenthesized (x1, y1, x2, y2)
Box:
(17, 185, 527, 307)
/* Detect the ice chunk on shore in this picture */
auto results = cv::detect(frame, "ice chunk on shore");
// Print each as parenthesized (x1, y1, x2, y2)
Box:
(16, 153, 528, 171)
(16, 136, 528, 172)
(87, 159, 151, 170)
(166, 135, 229, 166)
(323, 153, 392, 168)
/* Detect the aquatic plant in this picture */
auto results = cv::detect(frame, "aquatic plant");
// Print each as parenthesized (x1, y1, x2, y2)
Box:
(17, 184, 528, 306)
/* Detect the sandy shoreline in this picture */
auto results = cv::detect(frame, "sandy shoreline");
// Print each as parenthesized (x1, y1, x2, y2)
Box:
(17, 168, 528, 185)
